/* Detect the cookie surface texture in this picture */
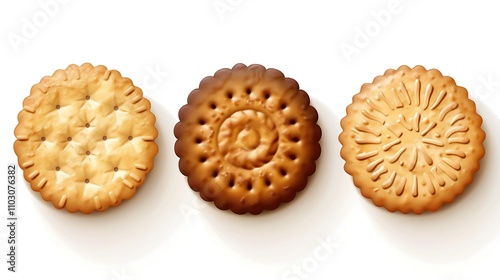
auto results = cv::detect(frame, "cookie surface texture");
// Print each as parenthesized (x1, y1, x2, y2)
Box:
(339, 65, 485, 214)
(174, 63, 321, 214)
(14, 63, 159, 214)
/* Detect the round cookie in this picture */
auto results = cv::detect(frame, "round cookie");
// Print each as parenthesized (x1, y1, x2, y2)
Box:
(14, 63, 159, 214)
(339, 65, 485, 214)
(174, 63, 321, 215)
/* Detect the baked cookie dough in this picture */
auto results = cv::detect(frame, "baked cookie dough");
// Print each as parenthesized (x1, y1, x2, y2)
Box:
(14, 63, 158, 213)
(339, 65, 485, 214)
(174, 63, 321, 214)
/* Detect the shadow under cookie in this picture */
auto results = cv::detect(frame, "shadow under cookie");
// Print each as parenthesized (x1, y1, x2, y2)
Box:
(196, 100, 351, 263)
(35, 99, 181, 264)
(363, 98, 497, 263)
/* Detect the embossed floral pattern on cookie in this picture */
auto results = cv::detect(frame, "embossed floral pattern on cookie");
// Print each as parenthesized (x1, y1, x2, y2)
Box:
(339, 65, 485, 214)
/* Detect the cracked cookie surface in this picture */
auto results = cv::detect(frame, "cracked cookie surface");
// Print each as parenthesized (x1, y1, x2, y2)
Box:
(14, 63, 158, 213)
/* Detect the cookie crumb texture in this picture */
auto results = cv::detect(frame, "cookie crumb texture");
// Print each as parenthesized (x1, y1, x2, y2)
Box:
(174, 63, 321, 214)
(339, 65, 485, 214)
(14, 63, 158, 214)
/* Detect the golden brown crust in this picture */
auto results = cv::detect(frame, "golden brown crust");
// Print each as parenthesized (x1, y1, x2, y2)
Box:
(14, 63, 158, 214)
(174, 63, 321, 214)
(339, 65, 485, 214)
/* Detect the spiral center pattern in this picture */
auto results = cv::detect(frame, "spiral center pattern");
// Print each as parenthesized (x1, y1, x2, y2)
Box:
(217, 109, 278, 170)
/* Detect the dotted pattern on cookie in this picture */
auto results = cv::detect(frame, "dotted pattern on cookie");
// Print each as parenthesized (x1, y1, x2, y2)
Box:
(174, 63, 321, 214)
(339, 65, 485, 214)
(14, 63, 159, 213)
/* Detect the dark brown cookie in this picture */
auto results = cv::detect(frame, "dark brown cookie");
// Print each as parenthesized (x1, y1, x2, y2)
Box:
(174, 63, 321, 214)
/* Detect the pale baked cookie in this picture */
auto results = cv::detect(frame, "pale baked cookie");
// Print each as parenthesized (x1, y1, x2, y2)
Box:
(174, 63, 321, 214)
(14, 63, 159, 214)
(339, 65, 485, 214)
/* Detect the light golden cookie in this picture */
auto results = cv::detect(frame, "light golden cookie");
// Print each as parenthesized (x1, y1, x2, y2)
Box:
(339, 65, 485, 214)
(174, 63, 321, 214)
(14, 63, 159, 214)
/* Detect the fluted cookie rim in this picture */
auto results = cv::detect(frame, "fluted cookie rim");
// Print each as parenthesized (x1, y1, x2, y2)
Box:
(339, 65, 486, 214)
(174, 63, 322, 215)
(13, 63, 159, 214)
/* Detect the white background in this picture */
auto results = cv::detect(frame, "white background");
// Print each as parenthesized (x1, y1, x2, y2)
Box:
(1, 1, 499, 279)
